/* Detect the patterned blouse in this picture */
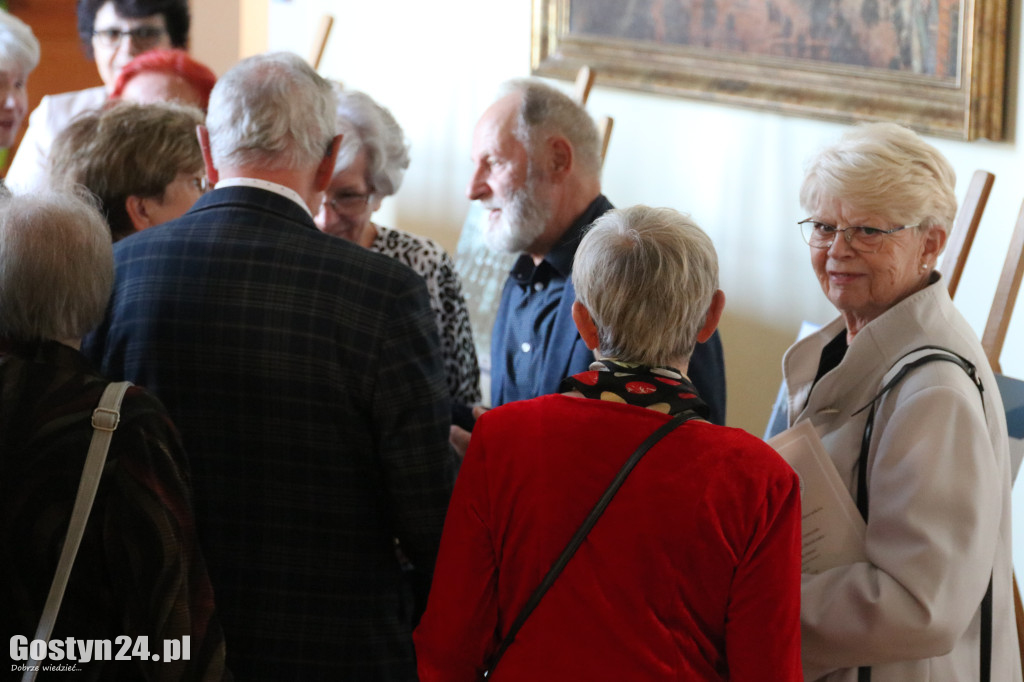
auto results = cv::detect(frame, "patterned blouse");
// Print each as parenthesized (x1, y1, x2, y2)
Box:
(372, 225, 481, 404)
(0, 339, 228, 681)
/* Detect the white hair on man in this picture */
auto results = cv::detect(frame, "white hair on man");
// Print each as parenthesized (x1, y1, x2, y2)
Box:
(205, 51, 336, 172)
(0, 9, 40, 75)
(331, 86, 410, 199)
(0, 191, 113, 343)
(499, 77, 602, 180)
(572, 205, 719, 368)
(800, 121, 957, 235)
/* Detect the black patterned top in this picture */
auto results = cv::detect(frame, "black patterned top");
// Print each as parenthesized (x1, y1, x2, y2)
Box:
(373, 224, 482, 404)
(0, 339, 228, 681)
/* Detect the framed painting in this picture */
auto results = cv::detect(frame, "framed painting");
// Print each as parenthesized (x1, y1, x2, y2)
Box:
(531, 0, 1008, 140)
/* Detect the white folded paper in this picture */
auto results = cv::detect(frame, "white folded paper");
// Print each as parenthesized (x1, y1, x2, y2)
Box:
(768, 420, 867, 575)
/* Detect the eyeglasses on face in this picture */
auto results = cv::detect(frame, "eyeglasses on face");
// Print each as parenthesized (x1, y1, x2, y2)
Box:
(189, 176, 209, 194)
(324, 191, 373, 214)
(92, 26, 167, 50)
(798, 218, 918, 253)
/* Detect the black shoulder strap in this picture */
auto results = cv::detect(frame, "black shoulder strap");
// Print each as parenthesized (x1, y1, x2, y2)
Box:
(484, 409, 699, 676)
(853, 345, 983, 521)
(852, 346, 989, 682)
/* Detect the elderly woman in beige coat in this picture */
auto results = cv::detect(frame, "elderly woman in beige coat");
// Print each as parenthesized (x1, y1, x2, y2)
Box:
(784, 122, 1019, 681)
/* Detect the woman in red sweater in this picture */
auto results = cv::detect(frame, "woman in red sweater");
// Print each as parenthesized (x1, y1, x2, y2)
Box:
(415, 205, 802, 681)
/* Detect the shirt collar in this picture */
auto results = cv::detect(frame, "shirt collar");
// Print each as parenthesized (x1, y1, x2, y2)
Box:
(546, 194, 611, 277)
(509, 194, 612, 280)
(215, 177, 313, 217)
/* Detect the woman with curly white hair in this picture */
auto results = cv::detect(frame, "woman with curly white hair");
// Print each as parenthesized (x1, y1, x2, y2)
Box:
(315, 86, 481, 410)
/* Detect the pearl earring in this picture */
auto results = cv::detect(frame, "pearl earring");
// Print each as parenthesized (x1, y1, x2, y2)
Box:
(921, 263, 929, 272)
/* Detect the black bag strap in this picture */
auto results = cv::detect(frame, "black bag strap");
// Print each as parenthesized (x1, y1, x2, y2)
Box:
(484, 409, 699, 677)
(851, 346, 989, 682)
(853, 345, 983, 522)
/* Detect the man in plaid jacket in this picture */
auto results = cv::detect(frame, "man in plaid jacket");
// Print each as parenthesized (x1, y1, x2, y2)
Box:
(84, 52, 457, 681)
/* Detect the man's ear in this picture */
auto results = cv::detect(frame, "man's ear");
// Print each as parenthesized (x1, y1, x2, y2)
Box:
(314, 134, 343, 192)
(696, 290, 726, 344)
(572, 300, 600, 350)
(547, 135, 573, 181)
(124, 195, 153, 231)
(197, 125, 219, 186)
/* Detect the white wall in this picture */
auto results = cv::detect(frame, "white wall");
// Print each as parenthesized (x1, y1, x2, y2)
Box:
(265, 0, 1023, 437)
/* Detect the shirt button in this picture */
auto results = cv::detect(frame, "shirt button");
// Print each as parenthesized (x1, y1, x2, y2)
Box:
(534, 281, 545, 292)
(521, 342, 531, 353)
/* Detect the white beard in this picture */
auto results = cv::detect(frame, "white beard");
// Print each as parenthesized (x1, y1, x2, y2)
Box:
(483, 176, 551, 254)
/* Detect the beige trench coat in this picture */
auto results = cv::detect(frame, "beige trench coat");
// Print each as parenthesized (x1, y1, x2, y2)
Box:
(784, 276, 1021, 682)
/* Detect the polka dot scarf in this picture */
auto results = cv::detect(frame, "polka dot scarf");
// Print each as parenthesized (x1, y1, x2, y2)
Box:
(559, 359, 710, 420)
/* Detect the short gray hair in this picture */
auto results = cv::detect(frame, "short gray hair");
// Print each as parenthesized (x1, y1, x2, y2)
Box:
(0, 10, 40, 74)
(206, 52, 335, 171)
(573, 205, 719, 367)
(332, 86, 410, 198)
(0, 191, 113, 342)
(499, 78, 601, 179)
(800, 122, 957, 234)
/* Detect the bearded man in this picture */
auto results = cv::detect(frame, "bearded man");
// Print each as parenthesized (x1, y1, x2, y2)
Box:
(466, 79, 727, 424)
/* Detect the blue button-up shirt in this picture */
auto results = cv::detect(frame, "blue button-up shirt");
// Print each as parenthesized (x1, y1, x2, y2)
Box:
(489, 194, 728, 424)
(491, 195, 613, 405)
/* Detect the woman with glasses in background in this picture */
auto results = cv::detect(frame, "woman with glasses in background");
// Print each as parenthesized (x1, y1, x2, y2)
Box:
(6, 0, 189, 191)
(47, 99, 205, 241)
(315, 86, 481, 411)
(785, 122, 1019, 682)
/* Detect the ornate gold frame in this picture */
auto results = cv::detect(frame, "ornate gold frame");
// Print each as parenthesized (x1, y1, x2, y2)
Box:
(531, 0, 1007, 141)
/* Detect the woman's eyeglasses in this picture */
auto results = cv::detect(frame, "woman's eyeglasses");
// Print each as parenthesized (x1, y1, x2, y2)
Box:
(91, 27, 167, 50)
(324, 191, 373, 214)
(190, 176, 209, 194)
(798, 218, 918, 253)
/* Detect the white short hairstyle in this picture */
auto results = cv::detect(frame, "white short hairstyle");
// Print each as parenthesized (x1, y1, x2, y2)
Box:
(800, 122, 957, 234)
(206, 52, 335, 171)
(0, 10, 40, 74)
(332, 86, 410, 198)
(499, 78, 602, 180)
(0, 190, 113, 342)
(573, 205, 719, 367)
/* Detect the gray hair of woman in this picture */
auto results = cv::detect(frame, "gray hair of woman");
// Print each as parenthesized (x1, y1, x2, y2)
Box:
(0, 10, 40, 74)
(0, 191, 113, 343)
(572, 205, 719, 368)
(332, 86, 410, 200)
(499, 77, 602, 180)
(206, 52, 335, 172)
(799, 122, 957, 235)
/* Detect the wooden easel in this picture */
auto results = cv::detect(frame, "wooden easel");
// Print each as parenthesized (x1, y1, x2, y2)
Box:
(971, 198, 1024, 666)
(571, 66, 614, 167)
(306, 14, 334, 70)
(981, 199, 1024, 373)
(940, 170, 995, 298)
